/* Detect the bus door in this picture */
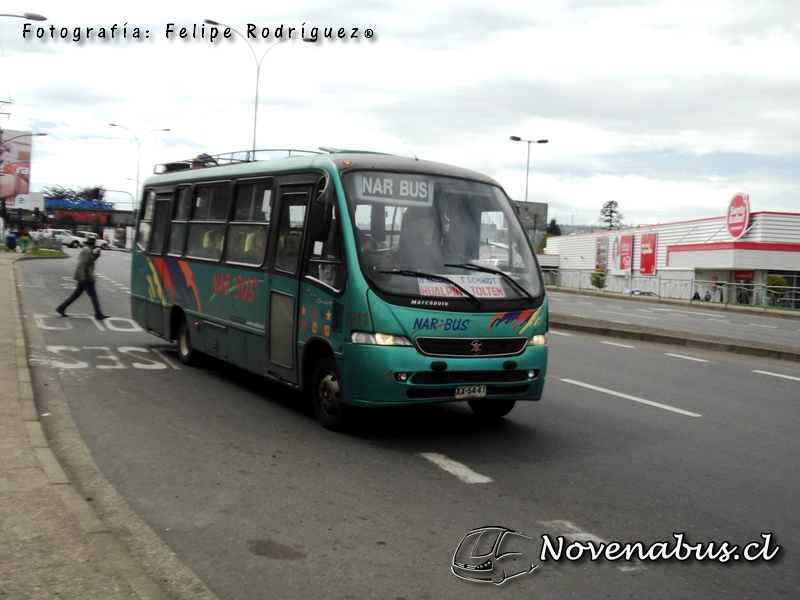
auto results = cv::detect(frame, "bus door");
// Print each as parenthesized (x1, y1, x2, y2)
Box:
(144, 192, 172, 337)
(266, 184, 312, 384)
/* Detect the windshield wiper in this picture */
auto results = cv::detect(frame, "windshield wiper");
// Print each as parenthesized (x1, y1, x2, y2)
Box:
(377, 269, 483, 307)
(444, 262, 535, 303)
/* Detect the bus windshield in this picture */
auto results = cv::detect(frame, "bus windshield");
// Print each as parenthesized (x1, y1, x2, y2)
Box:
(343, 171, 543, 304)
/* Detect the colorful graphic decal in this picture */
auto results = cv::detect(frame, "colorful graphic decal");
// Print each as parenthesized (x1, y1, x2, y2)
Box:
(488, 307, 541, 335)
(300, 304, 332, 337)
(147, 257, 202, 312)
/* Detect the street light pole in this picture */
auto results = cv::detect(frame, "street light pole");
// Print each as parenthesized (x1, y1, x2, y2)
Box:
(108, 124, 170, 202)
(509, 136, 548, 203)
(205, 19, 295, 159)
(0, 132, 47, 145)
(0, 12, 46, 20)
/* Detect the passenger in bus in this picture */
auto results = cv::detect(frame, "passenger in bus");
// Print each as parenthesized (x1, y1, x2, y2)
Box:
(202, 229, 223, 259)
(244, 230, 268, 264)
(276, 225, 300, 270)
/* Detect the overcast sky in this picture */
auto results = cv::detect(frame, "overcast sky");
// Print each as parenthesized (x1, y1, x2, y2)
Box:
(2, 0, 798, 226)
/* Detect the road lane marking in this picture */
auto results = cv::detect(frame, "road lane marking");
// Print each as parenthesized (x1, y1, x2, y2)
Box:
(419, 453, 493, 484)
(749, 324, 778, 329)
(650, 308, 714, 316)
(598, 310, 659, 320)
(601, 341, 635, 348)
(752, 370, 800, 382)
(540, 520, 606, 543)
(664, 353, 709, 363)
(560, 379, 702, 417)
(609, 320, 630, 324)
(707, 319, 729, 322)
(576, 302, 596, 306)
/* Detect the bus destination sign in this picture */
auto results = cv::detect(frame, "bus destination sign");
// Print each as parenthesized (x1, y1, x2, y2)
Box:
(355, 173, 432, 206)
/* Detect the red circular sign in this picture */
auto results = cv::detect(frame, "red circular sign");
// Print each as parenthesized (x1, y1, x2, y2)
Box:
(726, 193, 749, 239)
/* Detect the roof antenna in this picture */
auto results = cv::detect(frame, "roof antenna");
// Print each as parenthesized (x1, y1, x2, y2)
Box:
(399, 136, 418, 161)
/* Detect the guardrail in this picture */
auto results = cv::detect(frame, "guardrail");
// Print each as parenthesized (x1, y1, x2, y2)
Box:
(28, 238, 62, 251)
(543, 270, 800, 312)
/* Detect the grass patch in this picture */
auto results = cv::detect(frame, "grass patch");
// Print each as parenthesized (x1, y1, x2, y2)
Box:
(1, 245, 67, 258)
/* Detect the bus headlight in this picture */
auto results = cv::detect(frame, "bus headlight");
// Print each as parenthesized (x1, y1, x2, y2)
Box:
(351, 331, 413, 346)
(529, 334, 547, 346)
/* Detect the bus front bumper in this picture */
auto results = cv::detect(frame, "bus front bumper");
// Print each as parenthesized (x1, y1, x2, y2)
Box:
(339, 343, 547, 408)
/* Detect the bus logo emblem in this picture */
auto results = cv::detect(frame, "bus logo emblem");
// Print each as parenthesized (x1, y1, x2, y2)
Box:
(470, 340, 482, 354)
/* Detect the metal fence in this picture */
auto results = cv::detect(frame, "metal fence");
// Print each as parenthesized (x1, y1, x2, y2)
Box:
(28, 238, 63, 251)
(544, 270, 800, 312)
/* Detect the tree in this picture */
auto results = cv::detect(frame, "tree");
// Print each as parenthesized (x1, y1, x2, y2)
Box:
(40, 185, 105, 200)
(765, 274, 788, 304)
(599, 200, 624, 229)
(546, 218, 562, 236)
(590, 272, 606, 290)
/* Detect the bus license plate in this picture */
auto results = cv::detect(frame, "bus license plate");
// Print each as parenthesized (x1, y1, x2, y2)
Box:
(455, 385, 487, 400)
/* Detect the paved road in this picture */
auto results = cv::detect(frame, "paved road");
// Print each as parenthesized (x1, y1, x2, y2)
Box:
(548, 290, 800, 350)
(18, 254, 800, 599)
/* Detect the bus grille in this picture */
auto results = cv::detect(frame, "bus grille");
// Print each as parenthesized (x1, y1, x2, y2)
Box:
(412, 371, 534, 385)
(415, 336, 527, 357)
(331, 301, 345, 333)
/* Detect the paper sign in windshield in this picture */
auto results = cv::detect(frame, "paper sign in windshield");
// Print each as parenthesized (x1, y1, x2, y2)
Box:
(418, 275, 506, 298)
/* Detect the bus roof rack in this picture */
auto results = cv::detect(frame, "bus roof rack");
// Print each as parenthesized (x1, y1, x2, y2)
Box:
(153, 148, 324, 174)
(318, 147, 393, 155)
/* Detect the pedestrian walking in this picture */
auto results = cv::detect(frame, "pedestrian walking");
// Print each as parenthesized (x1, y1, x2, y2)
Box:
(55, 236, 108, 320)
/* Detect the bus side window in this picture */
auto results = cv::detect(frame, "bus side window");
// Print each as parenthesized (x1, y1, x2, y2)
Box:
(168, 186, 191, 256)
(136, 190, 155, 251)
(225, 179, 273, 265)
(305, 206, 344, 291)
(275, 202, 306, 273)
(186, 183, 229, 261)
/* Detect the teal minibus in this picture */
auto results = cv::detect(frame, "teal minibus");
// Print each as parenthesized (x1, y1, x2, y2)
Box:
(131, 149, 548, 429)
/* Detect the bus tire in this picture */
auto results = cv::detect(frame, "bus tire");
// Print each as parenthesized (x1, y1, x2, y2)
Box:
(311, 357, 348, 431)
(177, 316, 197, 366)
(468, 399, 516, 418)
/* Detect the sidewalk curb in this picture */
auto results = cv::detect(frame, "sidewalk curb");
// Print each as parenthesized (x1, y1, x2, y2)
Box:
(7, 256, 175, 600)
(549, 313, 800, 363)
(9, 255, 220, 600)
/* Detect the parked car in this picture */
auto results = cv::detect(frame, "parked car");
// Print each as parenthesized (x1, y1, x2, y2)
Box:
(77, 231, 110, 250)
(42, 229, 83, 248)
(60, 231, 85, 248)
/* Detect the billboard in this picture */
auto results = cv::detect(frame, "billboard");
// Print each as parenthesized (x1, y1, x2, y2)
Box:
(608, 234, 633, 275)
(640, 233, 657, 275)
(514, 201, 548, 231)
(726, 193, 750, 239)
(0, 129, 34, 208)
(595, 236, 608, 271)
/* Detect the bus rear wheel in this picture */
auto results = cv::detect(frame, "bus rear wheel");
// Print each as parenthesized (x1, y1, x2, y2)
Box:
(177, 316, 197, 366)
(311, 357, 348, 431)
(468, 399, 516, 418)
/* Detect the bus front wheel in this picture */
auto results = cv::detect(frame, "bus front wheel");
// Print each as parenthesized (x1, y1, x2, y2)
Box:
(177, 316, 197, 366)
(468, 399, 516, 418)
(311, 357, 348, 431)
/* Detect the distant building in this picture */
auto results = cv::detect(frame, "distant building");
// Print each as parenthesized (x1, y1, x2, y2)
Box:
(542, 195, 800, 305)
